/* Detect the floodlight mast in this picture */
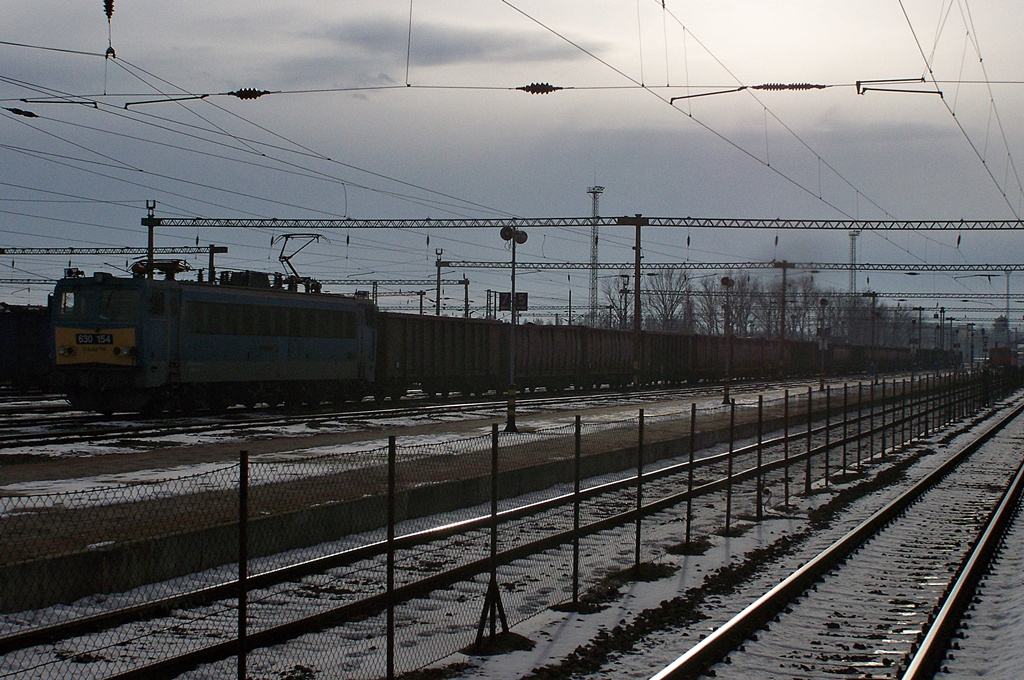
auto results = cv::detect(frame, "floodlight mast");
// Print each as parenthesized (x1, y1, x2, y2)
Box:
(587, 186, 604, 326)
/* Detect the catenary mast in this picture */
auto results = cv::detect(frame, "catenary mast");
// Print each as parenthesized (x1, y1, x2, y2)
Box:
(587, 185, 604, 326)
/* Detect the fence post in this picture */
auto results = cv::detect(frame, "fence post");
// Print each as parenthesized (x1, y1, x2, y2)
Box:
(805, 386, 813, 495)
(857, 382, 863, 472)
(869, 381, 875, 462)
(842, 383, 848, 477)
(634, 409, 644, 573)
(921, 374, 928, 438)
(475, 424, 508, 647)
(901, 378, 907, 448)
(783, 390, 790, 508)
(725, 399, 735, 534)
(387, 436, 396, 680)
(926, 374, 932, 436)
(824, 386, 831, 488)
(756, 395, 763, 520)
(893, 378, 900, 450)
(685, 402, 696, 546)
(879, 380, 886, 459)
(238, 449, 248, 680)
(572, 415, 581, 607)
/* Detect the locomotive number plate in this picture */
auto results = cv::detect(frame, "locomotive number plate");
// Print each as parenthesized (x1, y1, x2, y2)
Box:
(76, 333, 114, 345)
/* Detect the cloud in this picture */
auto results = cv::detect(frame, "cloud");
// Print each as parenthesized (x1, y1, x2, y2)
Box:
(313, 17, 588, 68)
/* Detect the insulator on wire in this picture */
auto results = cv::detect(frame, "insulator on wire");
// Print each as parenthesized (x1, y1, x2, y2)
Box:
(229, 88, 271, 100)
(4, 107, 38, 118)
(752, 82, 826, 91)
(105, 46, 116, 60)
(104, 0, 114, 20)
(516, 82, 563, 95)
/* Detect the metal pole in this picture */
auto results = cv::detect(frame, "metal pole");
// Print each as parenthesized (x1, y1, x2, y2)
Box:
(145, 200, 156, 279)
(856, 382, 863, 472)
(880, 380, 886, 459)
(722, 277, 734, 404)
(573, 415, 581, 606)
(387, 436, 396, 679)
(842, 383, 848, 476)
(634, 408, 644, 571)
(725, 399, 735, 533)
(783, 389, 790, 508)
(237, 449, 248, 680)
(756, 395, 764, 520)
(869, 381, 875, 461)
(490, 424, 499, 637)
(819, 297, 828, 390)
(824, 386, 830, 488)
(633, 224, 642, 389)
(686, 402, 696, 545)
(506, 239, 517, 432)
(805, 386, 812, 495)
(435, 249, 443, 316)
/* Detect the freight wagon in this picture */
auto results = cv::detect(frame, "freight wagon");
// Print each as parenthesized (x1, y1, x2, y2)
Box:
(49, 269, 938, 414)
(0, 302, 53, 391)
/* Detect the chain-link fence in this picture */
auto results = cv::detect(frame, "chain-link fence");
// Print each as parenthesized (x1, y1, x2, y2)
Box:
(1, 369, 1016, 679)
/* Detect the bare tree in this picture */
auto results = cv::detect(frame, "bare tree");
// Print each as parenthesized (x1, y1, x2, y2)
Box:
(644, 270, 690, 331)
(694, 277, 721, 335)
(600, 274, 632, 329)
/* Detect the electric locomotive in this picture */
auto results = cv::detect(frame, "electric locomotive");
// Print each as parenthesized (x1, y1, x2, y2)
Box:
(52, 267, 377, 414)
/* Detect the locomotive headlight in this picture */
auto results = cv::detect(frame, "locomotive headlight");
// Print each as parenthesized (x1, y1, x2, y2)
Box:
(57, 346, 67, 356)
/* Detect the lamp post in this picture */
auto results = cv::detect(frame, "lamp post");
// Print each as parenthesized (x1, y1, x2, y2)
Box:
(721, 276, 735, 404)
(773, 260, 795, 375)
(619, 274, 630, 330)
(500, 225, 528, 433)
(862, 291, 877, 376)
(967, 322, 975, 368)
(933, 306, 946, 351)
(818, 297, 829, 390)
(913, 305, 923, 348)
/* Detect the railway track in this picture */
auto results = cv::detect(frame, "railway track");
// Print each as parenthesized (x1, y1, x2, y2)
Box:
(0, 379, 808, 457)
(651, 396, 1024, 680)
(0, 372, 989, 679)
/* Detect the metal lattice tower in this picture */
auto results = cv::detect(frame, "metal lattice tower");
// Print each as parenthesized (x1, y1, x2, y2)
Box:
(587, 185, 604, 325)
(849, 230, 860, 293)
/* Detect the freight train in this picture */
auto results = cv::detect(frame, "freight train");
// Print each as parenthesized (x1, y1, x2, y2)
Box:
(48, 268, 940, 414)
(0, 302, 53, 391)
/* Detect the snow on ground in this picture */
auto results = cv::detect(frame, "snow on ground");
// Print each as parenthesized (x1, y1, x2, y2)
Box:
(0, 386, 768, 501)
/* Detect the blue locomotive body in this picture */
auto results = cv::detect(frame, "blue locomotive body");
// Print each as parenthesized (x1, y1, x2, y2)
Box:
(52, 272, 376, 414)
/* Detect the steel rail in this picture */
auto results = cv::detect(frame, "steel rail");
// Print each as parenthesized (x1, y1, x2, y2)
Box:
(650, 397, 1024, 680)
(902, 427, 1024, 678)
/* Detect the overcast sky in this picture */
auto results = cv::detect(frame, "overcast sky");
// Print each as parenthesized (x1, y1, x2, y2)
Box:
(3, 1, 1024, 326)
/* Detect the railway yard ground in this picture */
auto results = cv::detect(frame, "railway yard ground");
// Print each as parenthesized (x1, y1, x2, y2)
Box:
(2, 372, 1024, 679)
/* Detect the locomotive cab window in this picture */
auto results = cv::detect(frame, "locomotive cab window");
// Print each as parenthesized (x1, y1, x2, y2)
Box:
(57, 291, 84, 319)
